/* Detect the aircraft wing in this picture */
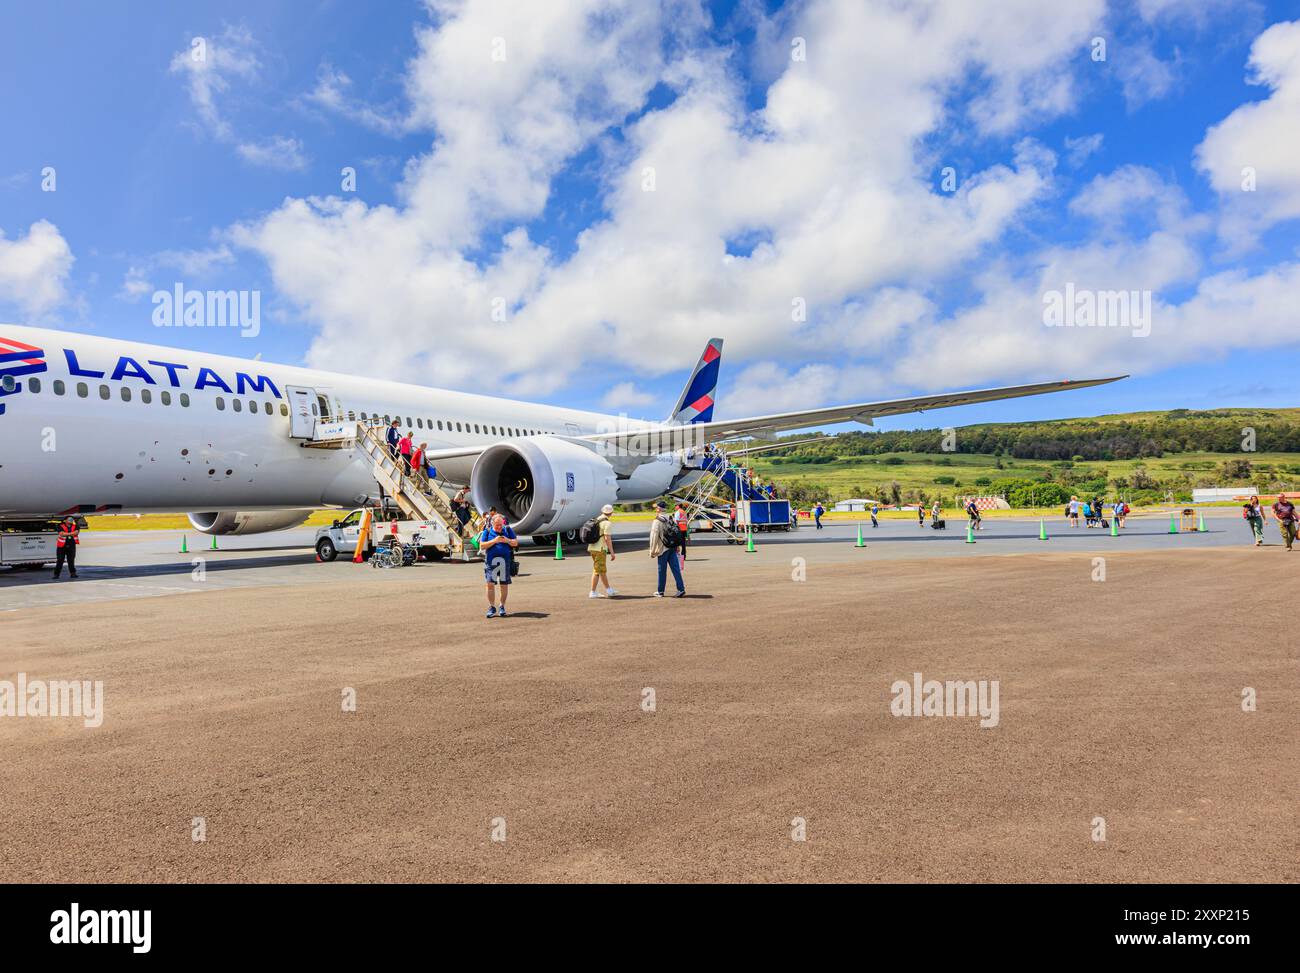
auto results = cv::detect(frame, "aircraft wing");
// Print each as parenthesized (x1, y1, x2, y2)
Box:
(583, 375, 1127, 454)
(413, 374, 1126, 462)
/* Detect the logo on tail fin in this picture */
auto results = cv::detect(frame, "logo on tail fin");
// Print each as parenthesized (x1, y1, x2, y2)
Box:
(0, 336, 48, 416)
(669, 338, 722, 424)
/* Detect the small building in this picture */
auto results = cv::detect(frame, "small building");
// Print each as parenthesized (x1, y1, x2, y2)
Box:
(1192, 486, 1258, 503)
(833, 498, 877, 512)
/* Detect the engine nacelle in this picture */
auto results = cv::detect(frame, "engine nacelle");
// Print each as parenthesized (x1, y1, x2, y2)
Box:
(188, 509, 315, 536)
(471, 437, 618, 535)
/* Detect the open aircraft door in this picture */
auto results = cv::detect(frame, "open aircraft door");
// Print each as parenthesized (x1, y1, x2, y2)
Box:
(286, 385, 320, 439)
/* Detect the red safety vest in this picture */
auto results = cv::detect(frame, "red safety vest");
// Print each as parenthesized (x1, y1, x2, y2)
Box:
(57, 522, 79, 548)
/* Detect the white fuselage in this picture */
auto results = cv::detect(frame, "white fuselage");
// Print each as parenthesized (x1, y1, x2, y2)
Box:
(0, 325, 687, 521)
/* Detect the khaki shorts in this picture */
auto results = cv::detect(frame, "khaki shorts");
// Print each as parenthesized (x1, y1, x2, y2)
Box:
(590, 549, 607, 574)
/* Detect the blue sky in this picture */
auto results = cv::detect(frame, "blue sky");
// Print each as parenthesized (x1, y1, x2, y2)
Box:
(2, 0, 1298, 432)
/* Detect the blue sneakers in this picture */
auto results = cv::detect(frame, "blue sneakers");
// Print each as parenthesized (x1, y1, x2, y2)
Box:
(486, 606, 497, 618)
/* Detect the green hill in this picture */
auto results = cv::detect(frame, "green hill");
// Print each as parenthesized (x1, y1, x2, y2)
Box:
(740, 408, 1300, 508)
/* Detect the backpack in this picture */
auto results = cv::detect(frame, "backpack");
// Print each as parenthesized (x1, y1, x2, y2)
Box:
(578, 517, 602, 545)
(660, 518, 683, 550)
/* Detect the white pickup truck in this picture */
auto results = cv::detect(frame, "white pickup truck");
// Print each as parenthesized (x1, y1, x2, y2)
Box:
(313, 506, 456, 563)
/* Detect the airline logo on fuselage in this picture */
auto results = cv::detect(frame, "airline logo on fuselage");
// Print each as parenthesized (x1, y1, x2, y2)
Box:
(0, 336, 49, 415)
(62, 349, 282, 398)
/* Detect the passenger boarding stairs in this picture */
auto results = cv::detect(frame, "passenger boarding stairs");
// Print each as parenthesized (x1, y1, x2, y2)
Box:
(673, 448, 770, 542)
(307, 420, 477, 556)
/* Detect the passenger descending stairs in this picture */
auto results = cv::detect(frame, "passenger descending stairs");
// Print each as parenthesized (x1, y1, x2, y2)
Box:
(315, 420, 477, 557)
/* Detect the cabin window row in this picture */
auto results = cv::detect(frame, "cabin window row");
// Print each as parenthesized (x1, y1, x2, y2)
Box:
(352, 412, 550, 438)
(8, 376, 200, 407)
(2, 375, 558, 436)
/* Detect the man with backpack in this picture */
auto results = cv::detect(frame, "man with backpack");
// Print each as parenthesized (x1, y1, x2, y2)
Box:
(583, 504, 618, 598)
(649, 501, 686, 597)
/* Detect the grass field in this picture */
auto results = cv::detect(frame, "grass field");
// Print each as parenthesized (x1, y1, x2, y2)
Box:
(746, 450, 1300, 505)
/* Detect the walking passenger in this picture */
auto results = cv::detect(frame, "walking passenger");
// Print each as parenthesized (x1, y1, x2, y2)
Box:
(649, 501, 685, 597)
(1243, 495, 1266, 547)
(1272, 493, 1297, 551)
(479, 514, 518, 617)
(588, 504, 617, 598)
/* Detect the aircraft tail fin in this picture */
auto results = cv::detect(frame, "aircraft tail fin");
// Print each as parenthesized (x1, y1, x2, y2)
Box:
(667, 338, 723, 424)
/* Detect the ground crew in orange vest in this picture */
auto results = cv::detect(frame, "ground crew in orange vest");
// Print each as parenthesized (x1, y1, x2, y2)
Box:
(53, 516, 79, 579)
(674, 502, 691, 564)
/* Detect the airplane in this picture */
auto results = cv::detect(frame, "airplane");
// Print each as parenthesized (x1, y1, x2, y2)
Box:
(0, 324, 1124, 543)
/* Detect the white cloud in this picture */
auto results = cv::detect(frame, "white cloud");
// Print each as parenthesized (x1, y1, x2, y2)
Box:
(0, 220, 74, 316)
(170, 26, 307, 170)
(151, 244, 236, 277)
(302, 64, 404, 135)
(600, 381, 657, 412)
(1064, 132, 1104, 167)
(1196, 19, 1300, 246)
(169, 25, 259, 141)
(1114, 41, 1180, 109)
(235, 135, 308, 171)
(233, 0, 1106, 397)
(119, 266, 153, 302)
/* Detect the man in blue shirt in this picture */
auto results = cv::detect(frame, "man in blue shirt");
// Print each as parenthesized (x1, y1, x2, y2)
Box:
(479, 513, 518, 617)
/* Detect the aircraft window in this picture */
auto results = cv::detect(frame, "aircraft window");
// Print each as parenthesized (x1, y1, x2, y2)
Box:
(77, 382, 88, 398)
(360, 412, 367, 420)
(473, 423, 480, 434)
(279, 403, 287, 416)
(28, 378, 41, 393)
(233, 399, 243, 413)
(456, 422, 462, 432)
(265, 402, 273, 416)
(120, 387, 131, 402)
(53, 380, 65, 395)
(417, 418, 423, 429)
(141, 389, 152, 404)
(348, 411, 356, 421)
(216, 397, 226, 411)
(437, 420, 443, 431)
(0, 375, 13, 392)
(97, 385, 109, 400)
(384, 414, 391, 423)
(181, 393, 191, 407)
(248, 400, 257, 414)
(310, 402, 318, 416)
(161, 390, 172, 405)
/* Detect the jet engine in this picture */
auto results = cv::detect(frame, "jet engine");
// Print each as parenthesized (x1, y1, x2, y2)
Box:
(187, 509, 315, 535)
(470, 437, 618, 535)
